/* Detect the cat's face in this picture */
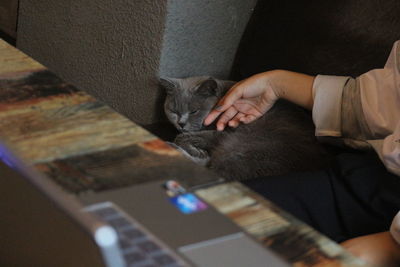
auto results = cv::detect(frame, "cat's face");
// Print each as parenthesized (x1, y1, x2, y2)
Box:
(161, 77, 221, 132)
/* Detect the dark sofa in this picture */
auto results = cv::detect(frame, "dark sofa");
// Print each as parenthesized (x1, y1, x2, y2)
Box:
(232, 0, 400, 79)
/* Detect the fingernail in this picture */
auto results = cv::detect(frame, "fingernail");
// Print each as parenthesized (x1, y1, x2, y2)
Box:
(215, 105, 223, 111)
(229, 121, 236, 127)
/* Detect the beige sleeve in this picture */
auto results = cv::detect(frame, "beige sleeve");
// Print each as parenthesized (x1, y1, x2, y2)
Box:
(312, 75, 372, 150)
(312, 75, 350, 137)
(313, 62, 400, 176)
(313, 74, 400, 174)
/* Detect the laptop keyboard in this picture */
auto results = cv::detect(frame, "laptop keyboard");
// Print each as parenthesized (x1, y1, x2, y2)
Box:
(86, 202, 187, 267)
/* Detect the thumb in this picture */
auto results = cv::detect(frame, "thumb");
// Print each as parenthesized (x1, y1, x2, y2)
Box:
(204, 85, 242, 126)
(214, 85, 243, 112)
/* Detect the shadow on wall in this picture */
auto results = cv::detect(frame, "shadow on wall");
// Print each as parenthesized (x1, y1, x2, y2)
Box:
(231, 0, 400, 80)
(0, 30, 15, 46)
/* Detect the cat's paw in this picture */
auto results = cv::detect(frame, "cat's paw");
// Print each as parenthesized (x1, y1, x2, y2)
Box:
(171, 143, 210, 166)
(180, 149, 210, 166)
(173, 133, 210, 165)
(175, 133, 208, 149)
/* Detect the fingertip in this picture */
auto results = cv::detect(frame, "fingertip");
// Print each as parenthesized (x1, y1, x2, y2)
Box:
(230, 121, 239, 128)
(216, 122, 225, 131)
(243, 115, 256, 124)
(203, 116, 211, 126)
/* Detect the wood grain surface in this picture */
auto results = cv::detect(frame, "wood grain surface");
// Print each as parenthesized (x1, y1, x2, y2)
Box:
(197, 183, 365, 267)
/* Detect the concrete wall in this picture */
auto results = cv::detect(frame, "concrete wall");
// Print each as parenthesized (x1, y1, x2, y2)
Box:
(17, 0, 256, 125)
(18, 0, 168, 125)
(159, 0, 257, 79)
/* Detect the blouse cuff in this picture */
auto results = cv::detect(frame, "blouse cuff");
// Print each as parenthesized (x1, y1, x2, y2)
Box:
(312, 75, 351, 137)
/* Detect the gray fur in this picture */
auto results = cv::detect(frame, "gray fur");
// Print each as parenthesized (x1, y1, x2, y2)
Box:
(161, 77, 331, 181)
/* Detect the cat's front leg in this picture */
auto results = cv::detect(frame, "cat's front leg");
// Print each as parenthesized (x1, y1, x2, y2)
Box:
(173, 131, 217, 165)
(167, 141, 209, 166)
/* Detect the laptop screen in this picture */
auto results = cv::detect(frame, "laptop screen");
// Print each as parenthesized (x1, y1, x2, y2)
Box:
(0, 160, 106, 267)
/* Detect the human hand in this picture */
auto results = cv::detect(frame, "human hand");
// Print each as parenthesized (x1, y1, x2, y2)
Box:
(341, 231, 400, 267)
(204, 72, 279, 131)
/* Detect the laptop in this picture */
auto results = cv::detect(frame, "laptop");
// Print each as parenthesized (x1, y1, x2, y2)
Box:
(0, 141, 290, 267)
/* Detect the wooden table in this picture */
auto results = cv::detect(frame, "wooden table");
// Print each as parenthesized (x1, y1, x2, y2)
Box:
(0, 39, 365, 266)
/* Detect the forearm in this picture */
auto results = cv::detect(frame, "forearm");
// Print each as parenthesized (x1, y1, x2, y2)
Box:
(268, 70, 315, 110)
(341, 231, 400, 267)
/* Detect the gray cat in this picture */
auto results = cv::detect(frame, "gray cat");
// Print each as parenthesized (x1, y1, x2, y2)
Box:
(161, 76, 332, 181)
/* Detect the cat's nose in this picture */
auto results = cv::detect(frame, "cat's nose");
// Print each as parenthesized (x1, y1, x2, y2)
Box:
(178, 122, 185, 129)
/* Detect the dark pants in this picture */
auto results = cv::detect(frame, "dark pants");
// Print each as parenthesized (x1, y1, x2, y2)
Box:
(242, 151, 400, 243)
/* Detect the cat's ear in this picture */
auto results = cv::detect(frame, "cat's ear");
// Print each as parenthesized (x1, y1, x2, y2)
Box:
(196, 78, 218, 97)
(159, 77, 177, 95)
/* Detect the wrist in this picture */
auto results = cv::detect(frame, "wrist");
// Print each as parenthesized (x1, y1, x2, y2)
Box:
(265, 70, 287, 99)
(264, 70, 315, 110)
(252, 70, 283, 102)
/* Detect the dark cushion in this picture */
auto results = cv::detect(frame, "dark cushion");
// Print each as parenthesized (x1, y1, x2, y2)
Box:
(231, 0, 400, 79)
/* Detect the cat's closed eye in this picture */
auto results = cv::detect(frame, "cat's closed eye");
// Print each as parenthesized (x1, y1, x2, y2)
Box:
(190, 110, 199, 115)
(167, 107, 177, 114)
